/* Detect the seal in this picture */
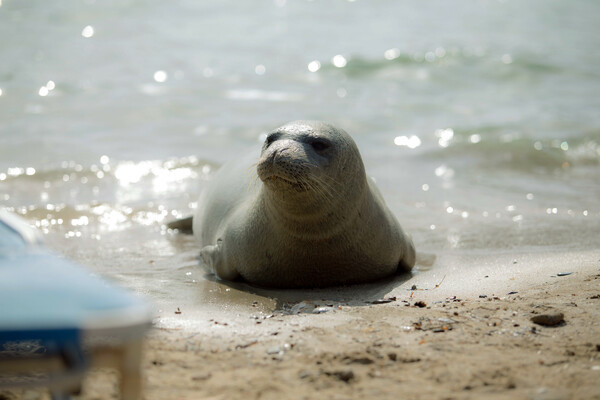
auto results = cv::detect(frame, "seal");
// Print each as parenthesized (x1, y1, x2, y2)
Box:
(169, 121, 415, 288)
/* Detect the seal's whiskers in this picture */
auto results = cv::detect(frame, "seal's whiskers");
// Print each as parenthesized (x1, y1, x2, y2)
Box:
(311, 174, 341, 201)
(301, 177, 328, 201)
(246, 163, 260, 192)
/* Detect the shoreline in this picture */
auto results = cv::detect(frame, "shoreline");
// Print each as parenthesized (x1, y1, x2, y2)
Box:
(148, 248, 600, 335)
(5, 256, 598, 399)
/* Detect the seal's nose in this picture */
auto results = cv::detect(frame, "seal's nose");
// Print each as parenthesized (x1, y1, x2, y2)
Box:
(267, 140, 293, 161)
(265, 148, 277, 164)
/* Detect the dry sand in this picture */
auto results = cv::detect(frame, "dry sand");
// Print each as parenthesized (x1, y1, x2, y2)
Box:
(4, 260, 599, 400)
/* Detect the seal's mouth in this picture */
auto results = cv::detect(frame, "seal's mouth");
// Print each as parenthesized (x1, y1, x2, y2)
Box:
(257, 147, 315, 193)
(262, 174, 309, 192)
(264, 175, 296, 185)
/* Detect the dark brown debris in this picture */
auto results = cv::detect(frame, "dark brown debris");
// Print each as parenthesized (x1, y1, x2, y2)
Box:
(531, 312, 564, 327)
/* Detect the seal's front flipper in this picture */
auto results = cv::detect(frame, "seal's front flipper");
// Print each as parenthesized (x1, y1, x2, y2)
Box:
(167, 216, 193, 234)
(200, 240, 239, 281)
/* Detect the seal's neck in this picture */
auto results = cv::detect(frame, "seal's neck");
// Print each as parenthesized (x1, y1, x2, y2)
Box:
(261, 177, 368, 240)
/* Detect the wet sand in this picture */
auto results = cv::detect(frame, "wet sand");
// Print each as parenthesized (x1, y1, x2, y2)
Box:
(3, 252, 599, 399)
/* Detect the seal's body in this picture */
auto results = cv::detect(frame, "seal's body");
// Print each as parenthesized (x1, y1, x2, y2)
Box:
(187, 121, 415, 288)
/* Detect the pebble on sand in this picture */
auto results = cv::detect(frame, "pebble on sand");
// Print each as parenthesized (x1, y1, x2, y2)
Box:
(327, 369, 354, 382)
(531, 312, 564, 327)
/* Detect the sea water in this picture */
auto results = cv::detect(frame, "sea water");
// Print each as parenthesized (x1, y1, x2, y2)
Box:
(1, 0, 599, 326)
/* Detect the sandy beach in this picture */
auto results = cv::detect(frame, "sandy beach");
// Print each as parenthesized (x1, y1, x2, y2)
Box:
(4, 254, 599, 400)
(2, 2, 600, 399)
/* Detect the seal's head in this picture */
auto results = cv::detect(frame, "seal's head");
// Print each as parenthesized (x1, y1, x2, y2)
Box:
(257, 121, 366, 208)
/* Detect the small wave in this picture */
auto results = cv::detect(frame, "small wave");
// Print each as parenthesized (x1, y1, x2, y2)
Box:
(419, 127, 600, 172)
(225, 89, 303, 102)
(314, 48, 570, 81)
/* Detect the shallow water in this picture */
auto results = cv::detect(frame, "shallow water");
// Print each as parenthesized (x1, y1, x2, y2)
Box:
(1, 0, 599, 327)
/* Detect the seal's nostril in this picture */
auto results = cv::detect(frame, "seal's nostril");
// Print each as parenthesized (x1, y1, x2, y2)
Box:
(268, 150, 277, 163)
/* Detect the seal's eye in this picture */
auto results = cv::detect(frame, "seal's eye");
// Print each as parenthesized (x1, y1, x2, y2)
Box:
(310, 138, 331, 152)
(265, 132, 282, 148)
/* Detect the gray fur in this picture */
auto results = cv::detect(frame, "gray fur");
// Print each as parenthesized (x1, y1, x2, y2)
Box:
(191, 121, 415, 288)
